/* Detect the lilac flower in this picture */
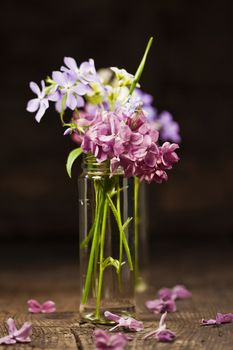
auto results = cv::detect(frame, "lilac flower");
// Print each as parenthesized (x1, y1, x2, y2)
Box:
(26, 81, 49, 122)
(52, 71, 89, 111)
(27, 299, 56, 313)
(0, 318, 32, 345)
(61, 57, 99, 84)
(94, 329, 128, 350)
(201, 313, 233, 326)
(158, 111, 181, 143)
(144, 312, 175, 342)
(158, 285, 192, 301)
(79, 108, 179, 183)
(145, 298, 176, 314)
(104, 311, 144, 332)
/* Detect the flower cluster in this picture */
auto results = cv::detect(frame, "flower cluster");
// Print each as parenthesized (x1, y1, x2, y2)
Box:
(26, 39, 180, 183)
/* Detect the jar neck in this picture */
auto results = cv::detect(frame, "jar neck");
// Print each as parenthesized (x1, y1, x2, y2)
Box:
(82, 154, 123, 176)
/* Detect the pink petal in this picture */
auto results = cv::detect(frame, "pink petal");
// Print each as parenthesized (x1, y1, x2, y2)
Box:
(172, 285, 192, 300)
(6, 318, 17, 335)
(14, 322, 32, 343)
(41, 301, 56, 313)
(0, 335, 16, 345)
(201, 318, 217, 326)
(104, 311, 121, 323)
(27, 299, 42, 313)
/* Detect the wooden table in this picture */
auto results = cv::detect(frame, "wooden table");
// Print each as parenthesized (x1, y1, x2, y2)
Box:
(0, 237, 232, 349)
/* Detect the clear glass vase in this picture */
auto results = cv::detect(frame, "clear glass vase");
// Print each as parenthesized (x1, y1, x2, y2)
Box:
(78, 155, 135, 323)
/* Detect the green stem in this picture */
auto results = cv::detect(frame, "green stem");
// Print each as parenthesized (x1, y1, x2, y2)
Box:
(107, 194, 133, 271)
(134, 177, 139, 285)
(95, 199, 108, 319)
(81, 184, 103, 305)
(117, 181, 123, 268)
(129, 37, 153, 95)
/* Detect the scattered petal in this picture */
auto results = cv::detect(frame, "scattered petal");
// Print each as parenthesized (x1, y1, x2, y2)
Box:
(104, 311, 144, 332)
(41, 301, 56, 313)
(94, 328, 128, 350)
(27, 299, 56, 314)
(0, 318, 32, 345)
(158, 284, 192, 301)
(144, 312, 175, 343)
(145, 298, 176, 313)
(201, 313, 233, 326)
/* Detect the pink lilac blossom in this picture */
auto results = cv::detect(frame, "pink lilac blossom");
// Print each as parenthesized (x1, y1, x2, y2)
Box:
(143, 312, 175, 342)
(145, 298, 177, 314)
(94, 329, 128, 350)
(201, 313, 233, 326)
(77, 109, 179, 183)
(158, 285, 192, 301)
(104, 311, 144, 332)
(0, 318, 32, 345)
(27, 299, 56, 313)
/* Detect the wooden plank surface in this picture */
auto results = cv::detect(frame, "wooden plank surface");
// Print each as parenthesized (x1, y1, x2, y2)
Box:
(0, 239, 232, 349)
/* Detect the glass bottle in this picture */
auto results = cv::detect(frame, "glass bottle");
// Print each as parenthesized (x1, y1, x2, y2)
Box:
(78, 155, 135, 323)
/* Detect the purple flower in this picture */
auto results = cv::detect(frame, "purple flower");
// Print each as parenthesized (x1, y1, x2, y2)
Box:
(27, 299, 56, 313)
(52, 71, 89, 111)
(158, 284, 192, 301)
(104, 311, 144, 332)
(26, 81, 49, 122)
(61, 57, 99, 84)
(201, 313, 233, 326)
(145, 298, 176, 314)
(0, 318, 32, 345)
(158, 111, 181, 143)
(144, 312, 175, 343)
(94, 329, 128, 350)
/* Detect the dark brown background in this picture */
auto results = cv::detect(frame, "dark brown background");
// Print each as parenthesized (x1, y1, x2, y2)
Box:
(0, 0, 232, 242)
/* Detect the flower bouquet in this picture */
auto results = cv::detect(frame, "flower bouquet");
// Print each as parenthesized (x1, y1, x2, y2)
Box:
(26, 37, 179, 323)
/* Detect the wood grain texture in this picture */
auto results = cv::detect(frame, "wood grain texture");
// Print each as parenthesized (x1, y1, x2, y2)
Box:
(0, 241, 232, 349)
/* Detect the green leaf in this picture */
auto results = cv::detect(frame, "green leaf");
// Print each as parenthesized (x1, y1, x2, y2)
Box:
(129, 37, 154, 95)
(66, 147, 83, 178)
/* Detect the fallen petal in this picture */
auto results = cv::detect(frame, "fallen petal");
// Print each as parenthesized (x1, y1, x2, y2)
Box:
(41, 301, 56, 313)
(0, 335, 16, 345)
(27, 299, 42, 313)
(94, 328, 128, 350)
(156, 329, 175, 342)
(14, 322, 32, 343)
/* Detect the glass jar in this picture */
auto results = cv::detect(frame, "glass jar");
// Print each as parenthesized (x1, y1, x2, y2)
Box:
(78, 155, 135, 323)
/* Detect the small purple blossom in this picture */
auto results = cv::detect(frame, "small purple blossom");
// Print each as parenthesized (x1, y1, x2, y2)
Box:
(201, 313, 233, 326)
(145, 298, 177, 314)
(51, 71, 89, 111)
(158, 285, 192, 301)
(27, 299, 56, 313)
(104, 311, 144, 332)
(94, 329, 128, 350)
(26, 81, 49, 122)
(144, 312, 175, 343)
(0, 318, 32, 345)
(61, 57, 99, 84)
(158, 111, 181, 143)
